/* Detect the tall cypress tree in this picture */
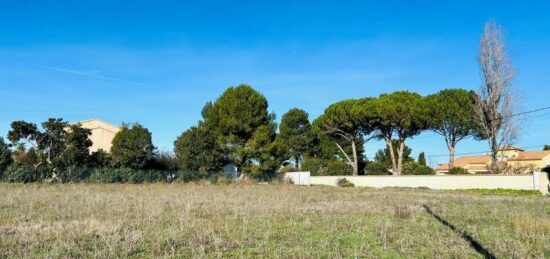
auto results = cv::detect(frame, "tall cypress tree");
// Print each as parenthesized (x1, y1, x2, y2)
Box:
(418, 152, 427, 166)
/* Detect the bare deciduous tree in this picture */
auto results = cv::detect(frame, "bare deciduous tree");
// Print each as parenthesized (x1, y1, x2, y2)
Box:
(475, 21, 519, 173)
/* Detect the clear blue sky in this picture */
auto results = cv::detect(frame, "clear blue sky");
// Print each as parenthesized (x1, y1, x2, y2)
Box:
(1, 0, 549, 166)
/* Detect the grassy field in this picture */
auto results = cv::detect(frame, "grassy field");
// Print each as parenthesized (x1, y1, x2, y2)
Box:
(0, 183, 548, 258)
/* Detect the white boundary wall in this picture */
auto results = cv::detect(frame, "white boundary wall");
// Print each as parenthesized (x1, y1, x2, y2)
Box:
(283, 171, 310, 185)
(287, 172, 550, 194)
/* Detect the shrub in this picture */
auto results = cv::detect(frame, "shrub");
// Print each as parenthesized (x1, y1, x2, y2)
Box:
(301, 158, 326, 176)
(146, 170, 169, 182)
(326, 160, 353, 175)
(402, 162, 433, 175)
(127, 170, 167, 184)
(89, 149, 112, 167)
(448, 167, 469, 175)
(2, 165, 35, 183)
(57, 166, 92, 183)
(128, 171, 145, 183)
(88, 168, 169, 183)
(2, 165, 103, 183)
(302, 158, 352, 176)
(36, 164, 54, 180)
(149, 151, 179, 171)
(89, 168, 128, 183)
(207, 173, 233, 185)
(336, 178, 354, 187)
(364, 162, 391, 175)
(278, 166, 298, 173)
(178, 171, 205, 182)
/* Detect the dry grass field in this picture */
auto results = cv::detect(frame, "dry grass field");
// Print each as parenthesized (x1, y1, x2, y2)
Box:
(0, 183, 548, 258)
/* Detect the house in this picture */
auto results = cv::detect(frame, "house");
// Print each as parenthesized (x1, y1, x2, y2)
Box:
(77, 119, 121, 153)
(435, 146, 550, 174)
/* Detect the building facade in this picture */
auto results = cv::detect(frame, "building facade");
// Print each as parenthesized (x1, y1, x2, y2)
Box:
(435, 146, 550, 174)
(77, 119, 120, 153)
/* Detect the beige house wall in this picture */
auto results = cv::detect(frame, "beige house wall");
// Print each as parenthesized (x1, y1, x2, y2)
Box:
(436, 152, 550, 174)
(500, 149, 521, 158)
(78, 119, 120, 153)
(464, 163, 489, 170)
(508, 157, 550, 169)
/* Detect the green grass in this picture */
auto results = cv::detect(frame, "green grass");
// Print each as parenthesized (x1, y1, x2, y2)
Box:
(446, 188, 543, 196)
(0, 183, 548, 258)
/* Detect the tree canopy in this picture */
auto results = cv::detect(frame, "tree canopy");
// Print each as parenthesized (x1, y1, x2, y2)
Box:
(475, 21, 518, 173)
(200, 84, 280, 177)
(276, 108, 316, 169)
(313, 98, 374, 175)
(56, 124, 92, 168)
(417, 152, 427, 166)
(7, 121, 41, 168)
(111, 123, 155, 169)
(426, 89, 478, 168)
(0, 137, 12, 174)
(7, 118, 92, 171)
(174, 125, 225, 172)
(374, 91, 428, 175)
(374, 140, 413, 166)
(40, 118, 68, 163)
(366, 142, 431, 175)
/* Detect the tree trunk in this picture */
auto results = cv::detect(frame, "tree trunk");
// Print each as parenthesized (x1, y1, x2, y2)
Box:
(490, 154, 499, 173)
(335, 142, 356, 175)
(295, 156, 301, 170)
(448, 145, 455, 169)
(386, 139, 397, 175)
(351, 140, 358, 176)
(490, 135, 499, 173)
(396, 141, 405, 175)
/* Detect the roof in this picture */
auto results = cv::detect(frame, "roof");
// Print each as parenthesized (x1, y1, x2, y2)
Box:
(435, 150, 550, 171)
(77, 118, 121, 133)
(435, 155, 491, 170)
(454, 155, 491, 166)
(498, 146, 525, 151)
(78, 118, 120, 128)
(509, 150, 550, 161)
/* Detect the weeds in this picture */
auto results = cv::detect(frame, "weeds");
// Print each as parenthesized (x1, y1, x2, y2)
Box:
(336, 178, 354, 187)
(0, 183, 547, 257)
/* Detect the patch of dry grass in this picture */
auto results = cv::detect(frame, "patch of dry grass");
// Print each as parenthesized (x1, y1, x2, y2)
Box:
(0, 183, 548, 258)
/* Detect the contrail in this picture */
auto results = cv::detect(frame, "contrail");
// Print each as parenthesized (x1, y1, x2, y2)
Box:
(47, 67, 147, 87)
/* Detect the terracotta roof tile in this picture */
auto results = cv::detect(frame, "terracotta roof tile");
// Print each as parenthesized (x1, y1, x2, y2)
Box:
(498, 146, 524, 151)
(509, 151, 550, 161)
(435, 150, 550, 171)
(435, 155, 491, 170)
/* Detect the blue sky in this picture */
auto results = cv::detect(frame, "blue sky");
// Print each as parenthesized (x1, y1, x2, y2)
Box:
(1, 0, 549, 166)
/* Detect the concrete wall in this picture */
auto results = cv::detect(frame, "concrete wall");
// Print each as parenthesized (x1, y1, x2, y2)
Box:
(283, 172, 310, 185)
(534, 171, 550, 194)
(287, 172, 550, 194)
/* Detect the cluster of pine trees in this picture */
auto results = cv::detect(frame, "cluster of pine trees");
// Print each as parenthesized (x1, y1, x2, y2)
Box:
(174, 85, 479, 178)
(0, 83, 529, 182)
